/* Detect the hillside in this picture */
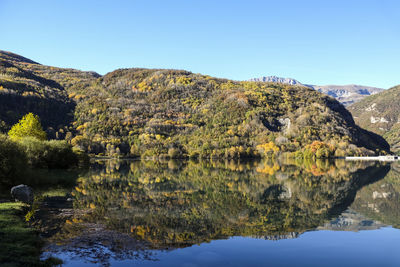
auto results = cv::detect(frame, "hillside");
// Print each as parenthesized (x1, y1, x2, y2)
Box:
(0, 51, 390, 158)
(348, 85, 400, 153)
(61, 69, 390, 158)
(0, 50, 99, 137)
(250, 76, 384, 106)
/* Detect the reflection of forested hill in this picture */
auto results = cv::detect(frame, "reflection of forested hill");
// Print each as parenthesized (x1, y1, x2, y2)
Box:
(350, 163, 400, 228)
(44, 159, 390, 250)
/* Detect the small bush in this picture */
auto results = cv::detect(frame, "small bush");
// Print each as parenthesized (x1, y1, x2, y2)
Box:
(168, 147, 181, 158)
(18, 137, 48, 168)
(18, 138, 79, 168)
(0, 134, 26, 180)
(45, 140, 78, 168)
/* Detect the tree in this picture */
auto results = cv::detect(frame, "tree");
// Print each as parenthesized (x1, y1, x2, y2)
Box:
(8, 113, 47, 141)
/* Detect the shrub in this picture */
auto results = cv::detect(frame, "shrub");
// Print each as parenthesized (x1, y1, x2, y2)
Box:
(45, 140, 78, 168)
(17, 137, 48, 168)
(18, 138, 78, 168)
(168, 147, 181, 158)
(303, 141, 335, 159)
(0, 134, 26, 180)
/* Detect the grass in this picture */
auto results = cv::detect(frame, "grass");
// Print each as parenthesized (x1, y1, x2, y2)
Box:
(40, 188, 70, 198)
(0, 202, 41, 266)
(0, 202, 62, 266)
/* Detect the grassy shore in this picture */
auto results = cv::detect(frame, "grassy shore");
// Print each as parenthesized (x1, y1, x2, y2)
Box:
(0, 201, 63, 266)
(0, 202, 42, 266)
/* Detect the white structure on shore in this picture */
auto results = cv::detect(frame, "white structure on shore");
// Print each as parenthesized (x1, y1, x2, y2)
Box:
(345, 155, 399, 161)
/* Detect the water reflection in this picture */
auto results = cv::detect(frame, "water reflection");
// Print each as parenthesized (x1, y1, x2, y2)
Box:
(351, 163, 400, 228)
(41, 159, 400, 265)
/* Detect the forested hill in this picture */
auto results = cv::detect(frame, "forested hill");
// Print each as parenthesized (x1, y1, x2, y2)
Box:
(348, 85, 400, 153)
(0, 51, 390, 158)
(0, 50, 99, 137)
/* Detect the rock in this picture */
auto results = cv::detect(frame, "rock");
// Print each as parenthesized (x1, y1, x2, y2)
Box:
(275, 135, 289, 145)
(262, 232, 299, 240)
(11, 184, 34, 204)
(278, 186, 292, 200)
(249, 76, 303, 86)
(278, 118, 291, 134)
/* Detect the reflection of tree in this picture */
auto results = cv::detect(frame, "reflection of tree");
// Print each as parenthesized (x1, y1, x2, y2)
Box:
(351, 163, 400, 228)
(44, 159, 390, 264)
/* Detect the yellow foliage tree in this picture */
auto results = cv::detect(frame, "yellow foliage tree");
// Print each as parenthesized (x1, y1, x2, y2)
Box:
(8, 113, 47, 141)
(256, 142, 280, 155)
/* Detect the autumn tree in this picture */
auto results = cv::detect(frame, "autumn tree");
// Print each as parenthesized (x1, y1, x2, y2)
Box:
(8, 113, 47, 141)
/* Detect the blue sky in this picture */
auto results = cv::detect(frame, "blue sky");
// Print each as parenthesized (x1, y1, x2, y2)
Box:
(0, 0, 399, 88)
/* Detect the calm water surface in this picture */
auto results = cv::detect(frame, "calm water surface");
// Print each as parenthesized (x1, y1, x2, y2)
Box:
(31, 159, 400, 266)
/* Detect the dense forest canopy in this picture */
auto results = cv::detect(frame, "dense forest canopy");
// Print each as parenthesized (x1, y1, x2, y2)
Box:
(0, 50, 390, 159)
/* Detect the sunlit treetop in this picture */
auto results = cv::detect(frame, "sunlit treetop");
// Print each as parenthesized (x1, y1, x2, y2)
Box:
(8, 113, 47, 141)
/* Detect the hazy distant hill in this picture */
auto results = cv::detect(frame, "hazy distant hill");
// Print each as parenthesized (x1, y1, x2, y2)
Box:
(0, 51, 390, 157)
(250, 76, 384, 106)
(348, 85, 400, 153)
(313, 84, 384, 106)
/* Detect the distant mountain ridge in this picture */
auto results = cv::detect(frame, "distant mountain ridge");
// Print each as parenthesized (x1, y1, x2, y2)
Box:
(249, 76, 305, 86)
(250, 76, 384, 106)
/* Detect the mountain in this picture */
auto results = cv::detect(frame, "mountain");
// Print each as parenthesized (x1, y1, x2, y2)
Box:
(348, 85, 400, 153)
(249, 76, 384, 106)
(313, 84, 384, 106)
(317, 210, 385, 232)
(0, 51, 390, 157)
(249, 76, 304, 86)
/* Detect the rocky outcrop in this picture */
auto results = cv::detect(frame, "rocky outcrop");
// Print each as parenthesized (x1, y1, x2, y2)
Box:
(249, 76, 304, 86)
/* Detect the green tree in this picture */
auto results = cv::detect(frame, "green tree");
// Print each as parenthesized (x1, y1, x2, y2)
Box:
(8, 113, 47, 141)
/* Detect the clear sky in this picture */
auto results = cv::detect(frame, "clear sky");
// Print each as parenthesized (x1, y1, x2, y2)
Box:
(0, 0, 399, 88)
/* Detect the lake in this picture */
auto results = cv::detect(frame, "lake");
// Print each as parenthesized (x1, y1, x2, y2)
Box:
(10, 159, 400, 266)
